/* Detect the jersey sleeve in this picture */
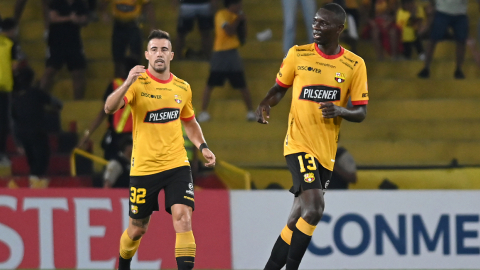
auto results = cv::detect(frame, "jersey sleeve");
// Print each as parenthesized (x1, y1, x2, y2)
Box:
(276, 47, 296, 88)
(180, 85, 195, 121)
(123, 83, 136, 107)
(349, 59, 369, 106)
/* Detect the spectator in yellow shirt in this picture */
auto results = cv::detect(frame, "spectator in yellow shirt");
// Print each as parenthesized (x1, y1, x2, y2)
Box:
(396, 0, 426, 59)
(197, 0, 255, 122)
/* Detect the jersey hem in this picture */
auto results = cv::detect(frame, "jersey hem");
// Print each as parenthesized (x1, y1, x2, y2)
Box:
(276, 78, 291, 88)
(351, 100, 368, 105)
(146, 69, 173, 84)
(130, 164, 191, 177)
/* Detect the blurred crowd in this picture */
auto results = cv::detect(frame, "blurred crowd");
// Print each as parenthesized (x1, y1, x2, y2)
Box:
(1, 0, 479, 188)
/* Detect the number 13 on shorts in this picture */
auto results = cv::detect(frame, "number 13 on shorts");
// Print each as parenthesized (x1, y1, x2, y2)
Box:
(298, 154, 317, 173)
(130, 187, 146, 204)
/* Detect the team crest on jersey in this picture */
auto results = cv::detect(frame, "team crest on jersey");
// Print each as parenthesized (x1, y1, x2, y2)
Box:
(335, 73, 346, 83)
(131, 205, 138, 214)
(304, 172, 315, 183)
(174, 95, 182, 104)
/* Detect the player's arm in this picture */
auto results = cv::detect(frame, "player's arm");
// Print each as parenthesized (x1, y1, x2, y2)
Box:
(182, 118, 216, 167)
(255, 83, 289, 124)
(320, 103, 367, 123)
(104, 65, 145, 114)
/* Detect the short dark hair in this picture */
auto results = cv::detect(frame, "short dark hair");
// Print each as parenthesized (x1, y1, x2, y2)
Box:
(224, 0, 241, 8)
(1, 18, 17, 32)
(321, 3, 346, 25)
(147, 29, 171, 44)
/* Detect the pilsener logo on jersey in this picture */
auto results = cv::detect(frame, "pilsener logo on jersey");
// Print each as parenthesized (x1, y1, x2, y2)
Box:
(144, 108, 180, 123)
(300, 85, 341, 102)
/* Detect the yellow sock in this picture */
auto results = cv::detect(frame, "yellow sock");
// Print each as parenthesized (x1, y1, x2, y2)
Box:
(280, 225, 293, 245)
(296, 217, 316, 236)
(175, 231, 196, 258)
(119, 230, 142, 259)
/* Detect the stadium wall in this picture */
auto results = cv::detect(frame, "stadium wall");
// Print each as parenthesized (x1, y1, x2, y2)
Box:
(1, 190, 480, 269)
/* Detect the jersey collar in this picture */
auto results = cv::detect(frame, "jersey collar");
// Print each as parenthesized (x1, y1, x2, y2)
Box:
(314, 43, 344, 60)
(146, 69, 173, 84)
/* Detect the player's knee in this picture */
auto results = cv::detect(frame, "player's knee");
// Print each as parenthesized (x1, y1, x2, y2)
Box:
(128, 226, 148, 240)
(172, 207, 192, 230)
(302, 203, 324, 225)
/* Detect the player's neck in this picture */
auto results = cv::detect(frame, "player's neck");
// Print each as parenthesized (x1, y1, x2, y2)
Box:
(316, 42, 341, 56)
(147, 67, 171, 81)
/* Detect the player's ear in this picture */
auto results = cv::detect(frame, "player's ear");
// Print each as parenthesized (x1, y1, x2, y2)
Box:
(170, 51, 174, 61)
(145, 50, 149, 60)
(337, 24, 345, 35)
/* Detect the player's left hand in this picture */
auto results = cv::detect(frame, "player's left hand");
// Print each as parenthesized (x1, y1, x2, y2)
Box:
(320, 102, 343, 118)
(202, 148, 216, 167)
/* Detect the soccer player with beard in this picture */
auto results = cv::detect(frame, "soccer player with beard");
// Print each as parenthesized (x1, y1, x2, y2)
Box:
(105, 30, 216, 270)
(256, 4, 368, 270)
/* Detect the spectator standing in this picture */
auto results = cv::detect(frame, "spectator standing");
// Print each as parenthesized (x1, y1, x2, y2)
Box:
(197, 0, 255, 122)
(100, 0, 155, 76)
(175, 0, 217, 60)
(103, 136, 132, 188)
(417, 0, 468, 79)
(77, 57, 137, 160)
(0, 18, 21, 166)
(12, 66, 62, 188)
(40, 0, 89, 100)
(281, 0, 317, 54)
(363, 0, 401, 60)
(396, 0, 426, 60)
(328, 146, 358, 189)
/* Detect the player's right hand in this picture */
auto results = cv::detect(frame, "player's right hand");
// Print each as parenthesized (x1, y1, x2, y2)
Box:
(127, 65, 146, 84)
(202, 149, 216, 167)
(256, 102, 270, 124)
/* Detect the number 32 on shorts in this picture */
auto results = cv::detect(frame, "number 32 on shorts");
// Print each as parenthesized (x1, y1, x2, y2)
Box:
(298, 154, 317, 173)
(130, 187, 146, 204)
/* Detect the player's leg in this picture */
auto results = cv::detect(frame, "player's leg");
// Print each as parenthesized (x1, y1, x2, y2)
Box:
(264, 197, 301, 270)
(171, 204, 196, 270)
(164, 166, 196, 270)
(286, 188, 324, 270)
(119, 174, 162, 270)
(118, 216, 151, 270)
(283, 153, 328, 270)
(199, 70, 225, 121)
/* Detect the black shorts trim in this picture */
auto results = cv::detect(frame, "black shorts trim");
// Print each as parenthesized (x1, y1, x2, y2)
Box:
(286, 152, 332, 197)
(207, 71, 246, 89)
(129, 166, 194, 219)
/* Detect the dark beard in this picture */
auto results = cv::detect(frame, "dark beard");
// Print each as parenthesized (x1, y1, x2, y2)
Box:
(150, 62, 167, 73)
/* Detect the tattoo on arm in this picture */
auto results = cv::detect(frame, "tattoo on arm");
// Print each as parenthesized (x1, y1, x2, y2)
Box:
(132, 216, 151, 229)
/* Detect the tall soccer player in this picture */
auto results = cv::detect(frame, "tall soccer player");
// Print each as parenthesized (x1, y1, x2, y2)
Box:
(256, 4, 368, 270)
(104, 30, 216, 270)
